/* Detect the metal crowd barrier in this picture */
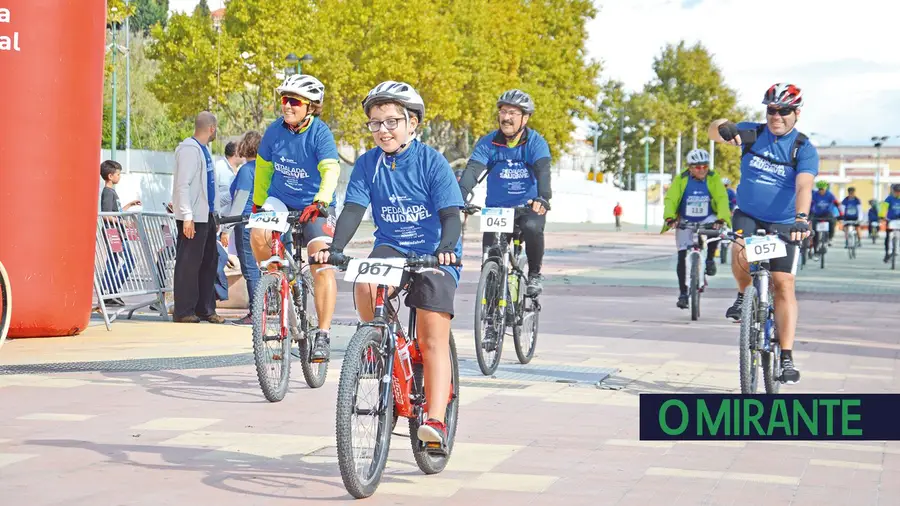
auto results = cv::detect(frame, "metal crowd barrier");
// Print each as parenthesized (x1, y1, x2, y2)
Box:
(93, 211, 177, 329)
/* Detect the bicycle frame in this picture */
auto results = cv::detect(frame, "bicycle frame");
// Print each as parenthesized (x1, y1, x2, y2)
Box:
(482, 209, 529, 316)
(364, 280, 452, 425)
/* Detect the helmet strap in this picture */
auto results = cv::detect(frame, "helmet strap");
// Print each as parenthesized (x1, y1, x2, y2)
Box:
(382, 109, 415, 161)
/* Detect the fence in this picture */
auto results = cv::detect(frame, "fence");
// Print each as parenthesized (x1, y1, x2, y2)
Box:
(93, 211, 177, 329)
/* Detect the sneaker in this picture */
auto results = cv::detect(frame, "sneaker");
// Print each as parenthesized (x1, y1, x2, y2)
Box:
(230, 314, 253, 326)
(106, 298, 125, 307)
(481, 328, 498, 352)
(781, 356, 801, 384)
(311, 330, 331, 362)
(885, 254, 892, 263)
(676, 293, 689, 309)
(705, 260, 717, 277)
(417, 418, 448, 449)
(725, 294, 743, 321)
(526, 273, 544, 297)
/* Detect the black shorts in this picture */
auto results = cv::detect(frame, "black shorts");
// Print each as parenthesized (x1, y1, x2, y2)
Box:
(732, 209, 800, 275)
(368, 245, 457, 318)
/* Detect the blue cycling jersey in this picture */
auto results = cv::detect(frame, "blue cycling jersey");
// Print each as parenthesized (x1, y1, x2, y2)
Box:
(468, 128, 551, 208)
(734, 122, 819, 224)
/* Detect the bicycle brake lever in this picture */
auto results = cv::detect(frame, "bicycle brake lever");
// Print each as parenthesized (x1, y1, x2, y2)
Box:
(413, 267, 445, 276)
(315, 265, 339, 274)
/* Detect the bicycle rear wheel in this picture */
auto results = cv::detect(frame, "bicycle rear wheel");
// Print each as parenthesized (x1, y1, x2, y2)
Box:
(474, 261, 504, 375)
(251, 272, 292, 402)
(513, 295, 540, 364)
(297, 268, 328, 388)
(336, 326, 393, 499)
(690, 254, 701, 321)
(738, 285, 760, 394)
(0, 261, 10, 349)
(411, 331, 459, 474)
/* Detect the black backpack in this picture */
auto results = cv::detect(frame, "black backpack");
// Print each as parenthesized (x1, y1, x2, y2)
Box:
(740, 123, 808, 168)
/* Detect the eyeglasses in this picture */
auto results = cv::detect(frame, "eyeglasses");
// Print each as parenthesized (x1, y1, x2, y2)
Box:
(766, 107, 796, 117)
(688, 164, 709, 170)
(366, 117, 405, 132)
(282, 96, 310, 107)
(498, 109, 523, 118)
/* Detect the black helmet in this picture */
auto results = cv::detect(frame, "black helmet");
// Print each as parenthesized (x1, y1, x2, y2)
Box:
(892, 184, 900, 192)
(848, 187, 856, 192)
(497, 89, 535, 115)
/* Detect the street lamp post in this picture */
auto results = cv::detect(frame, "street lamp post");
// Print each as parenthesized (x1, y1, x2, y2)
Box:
(690, 100, 700, 149)
(639, 119, 656, 230)
(285, 52, 313, 76)
(873, 136, 889, 201)
(110, 8, 119, 162)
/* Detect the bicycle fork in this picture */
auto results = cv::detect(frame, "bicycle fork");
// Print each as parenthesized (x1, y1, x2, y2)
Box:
(754, 269, 775, 353)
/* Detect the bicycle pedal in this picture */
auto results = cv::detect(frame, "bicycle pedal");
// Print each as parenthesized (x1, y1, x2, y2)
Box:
(423, 440, 448, 456)
(309, 357, 329, 364)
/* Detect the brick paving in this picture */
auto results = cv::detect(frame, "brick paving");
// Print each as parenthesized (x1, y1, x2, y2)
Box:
(1, 227, 898, 505)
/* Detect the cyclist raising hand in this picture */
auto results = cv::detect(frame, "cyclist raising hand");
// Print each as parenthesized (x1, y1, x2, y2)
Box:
(251, 74, 341, 362)
(314, 81, 464, 448)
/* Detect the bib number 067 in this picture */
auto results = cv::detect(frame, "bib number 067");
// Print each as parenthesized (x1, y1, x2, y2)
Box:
(344, 257, 406, 286)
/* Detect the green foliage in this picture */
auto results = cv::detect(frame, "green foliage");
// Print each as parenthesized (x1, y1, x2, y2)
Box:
(592, 41, 747, 184)
(131, 0, 169, 35)
(143, 0, 602, 163)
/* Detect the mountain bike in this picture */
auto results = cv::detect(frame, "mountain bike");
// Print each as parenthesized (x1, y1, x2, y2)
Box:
(0, 260, 11, 350)
(219, 210, 326, 402)
(887, 219, 900, 270)
(809, 218, 829, 269)
(320, 253, 460, 499)
(463, 204, 541, 375)
(676, 220, 722, 321)
(720, 228, 799, 394)
(843, 220, 860, 260)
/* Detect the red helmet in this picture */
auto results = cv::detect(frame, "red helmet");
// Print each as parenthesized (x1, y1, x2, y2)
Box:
(763, 83, 803, 108)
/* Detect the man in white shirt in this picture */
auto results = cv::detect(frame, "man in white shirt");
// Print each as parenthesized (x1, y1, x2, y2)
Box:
(215, 140, 243, 212)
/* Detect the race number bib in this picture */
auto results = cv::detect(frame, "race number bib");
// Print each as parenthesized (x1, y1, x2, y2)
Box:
(344, 257, 406, 286)
(745, 235, 787, 263)
(815, 221, 830, 232)
(686, 202, 709, 217)
(247, 211, 290, 233)
(481, 207, 514, 233)
(889, 220, 900, 231)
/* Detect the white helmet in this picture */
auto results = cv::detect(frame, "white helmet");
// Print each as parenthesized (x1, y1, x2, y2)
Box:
(362, 81, 426, 122)
(686, 148, 710, 166)
(276, 74, 325, 103)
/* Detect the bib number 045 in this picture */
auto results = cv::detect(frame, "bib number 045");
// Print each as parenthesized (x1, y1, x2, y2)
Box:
(344, 258, 406, 286)
(481, 207, 514, 233)
(744, 235, 787, 263)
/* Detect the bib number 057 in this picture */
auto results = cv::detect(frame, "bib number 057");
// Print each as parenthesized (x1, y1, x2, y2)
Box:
(744, 235, 787, 263)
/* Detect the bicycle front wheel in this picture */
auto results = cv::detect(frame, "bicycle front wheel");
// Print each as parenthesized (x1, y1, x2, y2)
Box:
(474, 261, 504, 375)
(738, 285, 760, 394)
(251, 272, 292, 402)
(0, 261, 10, 349)
(336, 326, 393, 499)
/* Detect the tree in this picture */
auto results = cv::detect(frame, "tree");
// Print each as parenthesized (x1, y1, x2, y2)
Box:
(132, 0, 168, 35)
(194, 0, 211, 18)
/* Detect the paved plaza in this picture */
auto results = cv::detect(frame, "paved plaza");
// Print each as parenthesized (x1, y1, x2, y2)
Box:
(2, 223, 899, 505)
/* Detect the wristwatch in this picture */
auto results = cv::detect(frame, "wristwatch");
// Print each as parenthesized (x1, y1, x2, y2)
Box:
(795, 213, 808, 220)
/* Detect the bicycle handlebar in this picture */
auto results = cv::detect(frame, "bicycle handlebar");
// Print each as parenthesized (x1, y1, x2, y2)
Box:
(462, 204, 530, 218)
(218, 209, 321, 226)
(317, 252, 463, 269)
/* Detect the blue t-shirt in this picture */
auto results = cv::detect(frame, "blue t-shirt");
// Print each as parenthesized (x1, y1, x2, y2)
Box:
(735, 123, 819, 224)
(344, 140, 465, 282)
(886, 195, 900, 220)
(869, 207, 880, 222)
(468, 128, 552, 207)
(230, 160, 256, 216)
(194, 137, 215, 213)
(842, 196, 861, 219)
(679, 177, 714, 222)
(811, 190, 838, 218)
(258, 117, 340, 209)
(726, 188, 737, 211)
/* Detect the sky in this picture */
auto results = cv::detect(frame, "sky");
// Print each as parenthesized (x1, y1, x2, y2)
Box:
(169, 0, 899, 147)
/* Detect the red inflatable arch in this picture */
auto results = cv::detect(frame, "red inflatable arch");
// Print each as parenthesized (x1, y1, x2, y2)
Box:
(0, 1, 107, 337)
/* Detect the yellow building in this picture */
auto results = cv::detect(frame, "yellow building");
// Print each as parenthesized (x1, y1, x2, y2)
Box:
(814, 145, 900, 203)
